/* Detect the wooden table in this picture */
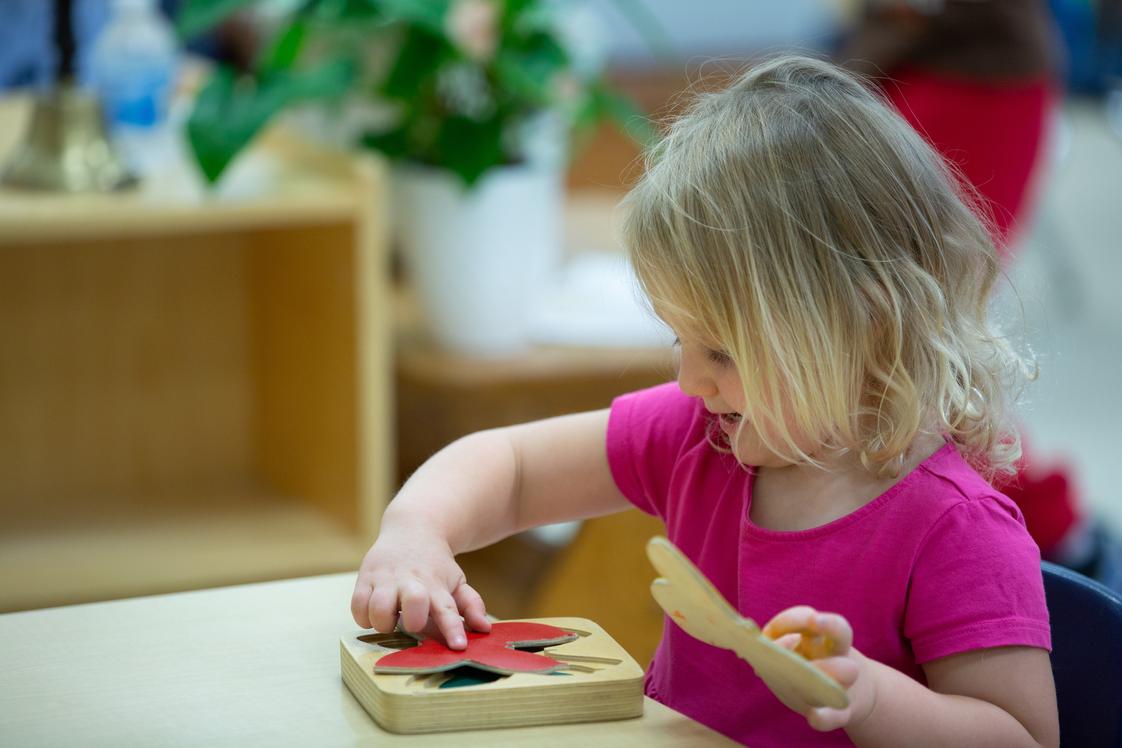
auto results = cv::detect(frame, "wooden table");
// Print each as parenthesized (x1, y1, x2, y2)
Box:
(0, 574, 735, 746)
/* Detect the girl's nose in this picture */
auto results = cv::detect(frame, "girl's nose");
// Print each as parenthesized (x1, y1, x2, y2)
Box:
(677, 353, 718, 399)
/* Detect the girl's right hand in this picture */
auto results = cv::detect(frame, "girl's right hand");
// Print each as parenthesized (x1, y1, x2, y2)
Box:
(349, 527, 491, 650)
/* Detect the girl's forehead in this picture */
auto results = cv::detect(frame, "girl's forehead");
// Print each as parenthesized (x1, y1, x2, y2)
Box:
(655, 308, 722, 347)
(650, 304, 690, 334)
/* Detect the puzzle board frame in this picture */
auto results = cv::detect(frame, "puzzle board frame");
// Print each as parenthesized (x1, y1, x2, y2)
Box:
(340, 617, 645, 734)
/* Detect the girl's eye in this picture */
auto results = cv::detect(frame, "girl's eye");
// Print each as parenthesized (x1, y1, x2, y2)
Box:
(707, 349, 732, 366)
(673, 335, 730, 365)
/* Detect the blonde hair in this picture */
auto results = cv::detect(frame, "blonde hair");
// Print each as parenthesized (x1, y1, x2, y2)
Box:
(622, 55, 1032, 480)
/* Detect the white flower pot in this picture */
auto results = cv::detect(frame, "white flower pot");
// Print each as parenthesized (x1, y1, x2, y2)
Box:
(393, 163, 563, 355)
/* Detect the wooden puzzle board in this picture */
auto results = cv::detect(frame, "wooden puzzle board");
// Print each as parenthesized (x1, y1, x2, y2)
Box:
(341, 617, 644, 734)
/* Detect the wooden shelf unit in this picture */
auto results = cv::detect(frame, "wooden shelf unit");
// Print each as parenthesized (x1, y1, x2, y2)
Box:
(0, 101, 393, 611)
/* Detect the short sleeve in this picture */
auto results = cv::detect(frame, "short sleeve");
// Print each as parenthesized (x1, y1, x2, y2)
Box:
(904, 495, 1052, 663)
(606, 382, 705, 520)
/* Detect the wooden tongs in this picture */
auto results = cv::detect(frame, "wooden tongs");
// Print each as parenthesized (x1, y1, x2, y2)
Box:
(646, 536, 849, 709)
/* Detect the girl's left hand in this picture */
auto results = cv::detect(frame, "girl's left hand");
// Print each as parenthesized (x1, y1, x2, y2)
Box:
(761, 605, 877, 732)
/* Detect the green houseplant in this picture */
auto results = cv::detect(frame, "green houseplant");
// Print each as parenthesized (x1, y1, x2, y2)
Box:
(179, 0, 664, 354)
(178, 0, 657, 186)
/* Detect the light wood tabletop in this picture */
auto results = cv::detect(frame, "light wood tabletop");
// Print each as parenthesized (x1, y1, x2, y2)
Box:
(0, 573, 736, 746)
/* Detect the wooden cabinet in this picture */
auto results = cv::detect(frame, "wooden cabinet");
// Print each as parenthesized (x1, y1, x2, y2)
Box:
(0, 100, 393, 611)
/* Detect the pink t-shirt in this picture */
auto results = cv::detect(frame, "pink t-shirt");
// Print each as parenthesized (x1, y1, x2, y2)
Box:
(607, 383, 1051, 747)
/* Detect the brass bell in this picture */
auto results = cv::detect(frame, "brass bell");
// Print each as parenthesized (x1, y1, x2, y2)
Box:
(1, 84, 136, 193)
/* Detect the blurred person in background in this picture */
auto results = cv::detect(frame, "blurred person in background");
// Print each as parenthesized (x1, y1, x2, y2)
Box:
(0, 0, 109, 88)
(838, 0, 1122, 590)
(0, 0, 255, 91)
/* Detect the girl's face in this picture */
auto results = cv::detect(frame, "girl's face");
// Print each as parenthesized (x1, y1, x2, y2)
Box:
(672, 327, 804, 468)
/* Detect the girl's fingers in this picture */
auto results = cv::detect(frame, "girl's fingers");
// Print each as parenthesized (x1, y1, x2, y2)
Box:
(430, 590, 468, 649)
(810, 655, 860, 689)
(398, 579, 431, 634)
(762, 605, 818, 640)
(350, 581, 373, 628)
(813, 612, 853, 653)
(761, 607, 861, 732)
(453, 583, 492, 633)
(368, 583, 401, 633)
(763, 606, 852, 659)
(807, 706, 851, 733)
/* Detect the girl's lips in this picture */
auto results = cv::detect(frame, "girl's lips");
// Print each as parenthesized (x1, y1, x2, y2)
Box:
(718, 412, 742, 435)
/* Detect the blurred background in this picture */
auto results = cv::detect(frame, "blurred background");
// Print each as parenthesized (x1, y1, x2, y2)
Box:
(1, 0, 1119, 667)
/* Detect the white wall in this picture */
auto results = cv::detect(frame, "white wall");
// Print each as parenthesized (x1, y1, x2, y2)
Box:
(590, 0, 848, 65)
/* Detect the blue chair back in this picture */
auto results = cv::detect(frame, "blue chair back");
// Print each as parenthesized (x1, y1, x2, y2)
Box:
(1042, 560, 1122, 747)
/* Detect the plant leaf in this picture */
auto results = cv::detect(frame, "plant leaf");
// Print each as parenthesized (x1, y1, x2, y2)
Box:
(492, 32, 567, 108)
(176, 0, 258, 39)
(499, 0, 536, 35)
(433, 114, 505, 186)
(381, 26, 450, 100)
(187, 58, 355, 183)
(309, 0, 386, 21)
(361, 126, 412, 159)
(260, 19, 307, 73)
(379, 0, 450, 33)
(492, 52, 547, 104)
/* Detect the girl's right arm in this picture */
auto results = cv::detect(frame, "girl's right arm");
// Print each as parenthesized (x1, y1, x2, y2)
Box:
(349, 408, 631, 648)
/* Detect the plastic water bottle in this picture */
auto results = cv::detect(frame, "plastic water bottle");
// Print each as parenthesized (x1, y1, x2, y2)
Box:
(87, 0, 180, 174)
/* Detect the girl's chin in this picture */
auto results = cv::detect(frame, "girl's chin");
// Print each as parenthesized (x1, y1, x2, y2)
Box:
(730, 444, 768, 466)
(730, 440, 790, 468)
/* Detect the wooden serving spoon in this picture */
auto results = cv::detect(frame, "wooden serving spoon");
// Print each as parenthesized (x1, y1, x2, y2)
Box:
(646, 536, 849, 709)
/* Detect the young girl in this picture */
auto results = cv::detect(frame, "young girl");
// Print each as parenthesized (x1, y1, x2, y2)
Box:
(351, 55, 1059, 747)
